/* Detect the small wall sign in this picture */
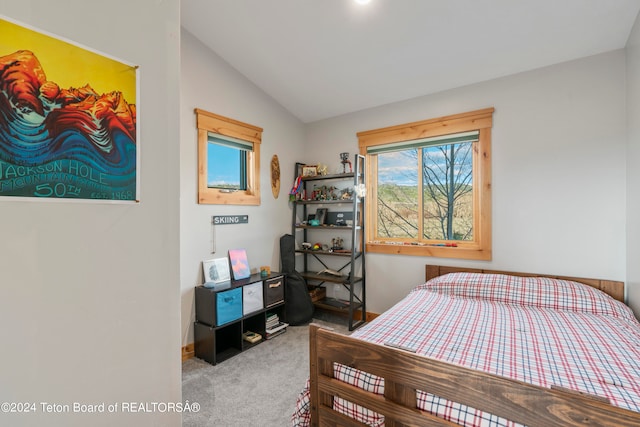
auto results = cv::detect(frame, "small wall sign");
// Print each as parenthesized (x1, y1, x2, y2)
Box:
(212, 215, 248, 225)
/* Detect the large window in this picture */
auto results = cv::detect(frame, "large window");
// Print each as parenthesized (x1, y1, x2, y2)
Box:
(358, 108, 494, 260)
(195, 109, 261, 205)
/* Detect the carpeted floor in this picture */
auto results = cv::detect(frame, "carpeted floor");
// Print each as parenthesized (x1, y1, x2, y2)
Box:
(182, 318, 349, 427)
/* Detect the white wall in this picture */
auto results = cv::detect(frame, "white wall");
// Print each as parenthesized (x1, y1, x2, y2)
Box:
(180, 30, 305, 347)
(0, 1, 181, 426)
(306, 50, 628, 313)
(626, 12, 640, 317)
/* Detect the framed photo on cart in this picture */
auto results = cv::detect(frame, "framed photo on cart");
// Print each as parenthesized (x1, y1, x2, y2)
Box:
(302, 165, 317, 177)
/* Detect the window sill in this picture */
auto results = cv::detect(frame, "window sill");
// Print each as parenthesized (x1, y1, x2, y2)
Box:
(366, 242, 491, 261)
(198, 188, 260, 206)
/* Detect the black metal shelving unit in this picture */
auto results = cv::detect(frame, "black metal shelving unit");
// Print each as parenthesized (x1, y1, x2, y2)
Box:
(291, 154, 366, 330)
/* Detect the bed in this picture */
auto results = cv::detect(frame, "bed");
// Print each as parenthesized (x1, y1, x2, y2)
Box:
(291, 265, 640, 426)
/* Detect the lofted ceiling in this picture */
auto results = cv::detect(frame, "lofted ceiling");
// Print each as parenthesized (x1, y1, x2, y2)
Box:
(181, 0, 640, 123)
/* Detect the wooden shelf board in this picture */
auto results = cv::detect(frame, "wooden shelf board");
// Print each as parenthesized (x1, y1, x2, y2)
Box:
(301, 272, 362, 284)
(295, 249, 360, 257)
(301, 172, 354, 182)
(294, 199, 354, 205)
(314, 297, 363, 312)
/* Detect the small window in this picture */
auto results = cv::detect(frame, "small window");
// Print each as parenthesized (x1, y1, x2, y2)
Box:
(207, 134, 251, 191)
(195, 109, 261, 205)
(358, 108, 494, 260)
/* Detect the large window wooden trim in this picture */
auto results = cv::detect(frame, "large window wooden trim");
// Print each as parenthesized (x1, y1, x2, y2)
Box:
(358, 108, 494, 260)
(195, 108, 262, 205)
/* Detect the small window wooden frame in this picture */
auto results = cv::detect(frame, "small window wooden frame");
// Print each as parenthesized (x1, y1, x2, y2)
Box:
(195, 108, 262, 205)
(358, 108, 494, 261)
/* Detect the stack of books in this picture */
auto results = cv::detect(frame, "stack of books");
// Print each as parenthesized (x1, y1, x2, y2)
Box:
(265, 312, 288, 340)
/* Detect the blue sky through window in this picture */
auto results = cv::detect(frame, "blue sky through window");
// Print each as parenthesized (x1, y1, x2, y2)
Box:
(207, 143, 241, 188)
(378, 143, 469, 186)
(378, 150, 417, 186)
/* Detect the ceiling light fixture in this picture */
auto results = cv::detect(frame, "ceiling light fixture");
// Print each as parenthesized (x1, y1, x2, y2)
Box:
(354, 0, 371, 4)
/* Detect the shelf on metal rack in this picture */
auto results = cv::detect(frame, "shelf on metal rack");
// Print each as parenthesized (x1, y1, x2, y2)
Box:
(301, 271, 362, 284)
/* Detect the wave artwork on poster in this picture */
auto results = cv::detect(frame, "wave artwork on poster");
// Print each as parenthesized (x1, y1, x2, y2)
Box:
(0, 16, 138, 202)
(228, 248, 251, 280)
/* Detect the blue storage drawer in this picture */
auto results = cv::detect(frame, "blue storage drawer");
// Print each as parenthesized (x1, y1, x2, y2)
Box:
(216, 287, 242, 326)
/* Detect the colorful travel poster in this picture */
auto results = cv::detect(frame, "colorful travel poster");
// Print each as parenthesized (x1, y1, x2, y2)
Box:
(0, 16, 138, 201)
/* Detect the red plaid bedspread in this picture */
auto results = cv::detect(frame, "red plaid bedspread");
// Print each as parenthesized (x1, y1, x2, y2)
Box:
(291, 273, 640, 426)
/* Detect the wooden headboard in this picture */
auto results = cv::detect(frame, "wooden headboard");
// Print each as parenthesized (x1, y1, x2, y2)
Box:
(426, 265, 625, 303)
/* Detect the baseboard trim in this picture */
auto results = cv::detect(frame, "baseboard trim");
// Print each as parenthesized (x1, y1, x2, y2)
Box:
(363, 311, 379, 322)
(358, 310, 378, 323)
(182, 343, 194, 361)
(322, 308, 379, 323)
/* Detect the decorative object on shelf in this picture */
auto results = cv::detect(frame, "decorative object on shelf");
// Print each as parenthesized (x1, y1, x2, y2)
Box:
(327, 211, 354, 226)
(203, 257, 231, 285)
(331, 237, 344, 251)
(340, 187, 353, 200)
(310, 184, 338, 201)
(311, 242, 329, 251)
(340, 152, 353, 173)
(317, 163, 328, 176)
(228, 248, 251, 280)
(270, 154, 280, 199)
(260, 265, 271, 277)
(308, 286, 326, 302)
(289, 175, 304, 202)
(302, 165, 318, 177)
(354, 183, 367, 198)
(315, 208, 328, 225)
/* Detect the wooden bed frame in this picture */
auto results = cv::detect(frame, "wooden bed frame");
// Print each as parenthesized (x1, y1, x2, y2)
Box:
(308, 265, 639, 426)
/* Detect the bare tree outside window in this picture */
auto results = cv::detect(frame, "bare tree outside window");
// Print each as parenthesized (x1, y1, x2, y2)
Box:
(376, 142, 473, 241)
(423, 142, 473, 241)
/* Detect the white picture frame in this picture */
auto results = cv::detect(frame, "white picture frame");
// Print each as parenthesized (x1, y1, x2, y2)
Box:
(203, 257, 231, 284)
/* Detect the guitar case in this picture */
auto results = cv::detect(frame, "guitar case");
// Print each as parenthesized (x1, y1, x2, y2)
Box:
(279, 234, 314, 325)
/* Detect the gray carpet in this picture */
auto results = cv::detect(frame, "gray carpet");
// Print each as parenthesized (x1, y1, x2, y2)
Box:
(182, 318, 349, 427)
